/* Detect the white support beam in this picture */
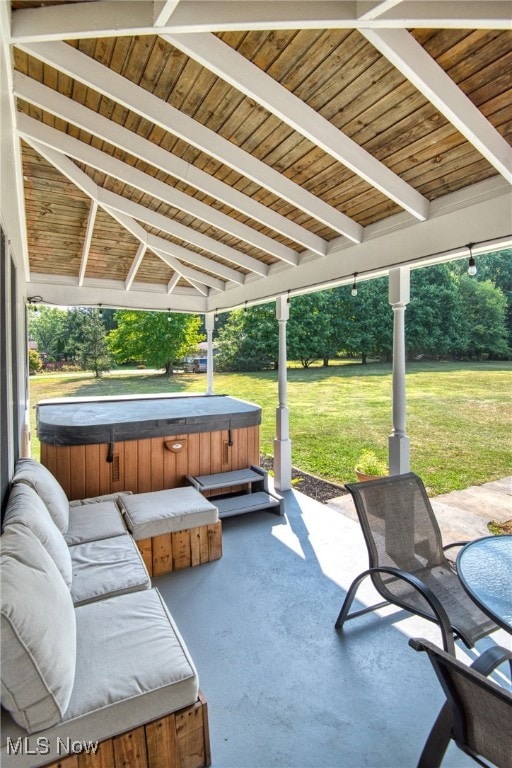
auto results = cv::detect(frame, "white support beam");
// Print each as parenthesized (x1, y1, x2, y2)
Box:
(357, 0, 404, 21)
(0, 2, 29, 276)
(19, 41, 359, 239)
(17, 116, 248, 285)
(153, 0, 181, 27)
(78, 200, 97, 286)
(125, 243, 147, 291)
(11, 0, 512, 41)
(27, 273, 208, 314)
(167, 32, 428, 222)
(14, 72, 324, 257)
(362, 29, 512, 184)
(167, 272, 181, 294)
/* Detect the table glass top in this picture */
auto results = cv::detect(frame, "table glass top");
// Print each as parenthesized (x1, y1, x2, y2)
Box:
(457, 535, 512, 630)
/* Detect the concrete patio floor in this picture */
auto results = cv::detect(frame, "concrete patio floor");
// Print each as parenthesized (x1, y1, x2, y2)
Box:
(156, 484, 511, 768)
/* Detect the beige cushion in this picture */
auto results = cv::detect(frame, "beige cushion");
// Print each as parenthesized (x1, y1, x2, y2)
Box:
(69, 534, 151, 605)
(0, 524, 76, 733)
(65, 501, 128, 545)
(2, 484, 73, 588)
(121, 486, 218, 540)
(0, 589, 198, 767)
(13, 458, 69, 533)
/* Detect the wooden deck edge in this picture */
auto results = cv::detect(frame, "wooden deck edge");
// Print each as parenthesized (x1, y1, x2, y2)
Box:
(138, 521, 222, 577)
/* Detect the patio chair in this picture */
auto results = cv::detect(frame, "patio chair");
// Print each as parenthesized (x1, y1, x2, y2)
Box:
(335, 473, 498, 654)
(409, 638, 512, 768)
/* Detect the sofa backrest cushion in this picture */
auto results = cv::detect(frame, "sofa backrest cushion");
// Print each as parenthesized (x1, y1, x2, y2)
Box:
(0, 524, 77, 733)
(2, 483, 73, 588)
(13, 458, 69, 533)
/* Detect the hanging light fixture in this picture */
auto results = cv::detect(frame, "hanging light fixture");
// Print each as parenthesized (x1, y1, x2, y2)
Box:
(351, 273, 358, 297)
(167, 309, 172, 321)
(98, 303, 103, 319)
(467, 243, 477, 276)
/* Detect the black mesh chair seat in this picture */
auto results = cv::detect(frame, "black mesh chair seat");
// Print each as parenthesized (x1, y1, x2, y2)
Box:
(410, 638, 512, 768)
(335, 473, 498, 652)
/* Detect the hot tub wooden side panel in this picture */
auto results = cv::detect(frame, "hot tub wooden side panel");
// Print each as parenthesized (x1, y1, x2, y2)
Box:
(40, 426, 260, 500)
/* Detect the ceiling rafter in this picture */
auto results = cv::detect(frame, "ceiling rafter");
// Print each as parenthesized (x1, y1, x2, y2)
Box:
(78, 200, 97, 287)
(10, 0, 512, 42)
(14, 71, 312, 259)
(24, 135, 221, 295)
(153, 0, 181, 27)
(362, 28, 512, 183)
(357, 1, 405, 21)
(18, 40, 362, 241)
(165, 31, 429, 220)
(125, 243, 147, 291)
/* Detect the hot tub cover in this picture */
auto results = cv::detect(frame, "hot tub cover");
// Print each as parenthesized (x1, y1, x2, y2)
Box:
(37, 394, 261, 446)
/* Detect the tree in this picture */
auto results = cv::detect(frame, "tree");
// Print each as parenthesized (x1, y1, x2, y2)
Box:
(215, 304, 278, 372)
(107, 310, 202, 375)
(457, 276, 510, 359)
(406, 264, 466, 360)
(28, 306, 68, 363)
(288, 293, 332, 367)
(75, 311, 113, 377)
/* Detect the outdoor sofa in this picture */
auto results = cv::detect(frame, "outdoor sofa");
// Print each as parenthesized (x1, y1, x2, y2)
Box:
(1, 458, 216, 768)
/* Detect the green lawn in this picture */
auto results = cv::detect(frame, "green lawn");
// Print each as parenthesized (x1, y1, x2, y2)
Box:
(29, 361, 512, 496)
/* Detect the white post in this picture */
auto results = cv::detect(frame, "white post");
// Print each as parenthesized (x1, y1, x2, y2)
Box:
(274, 295, 292, 491)
(388, 268, 410, 475)
(205, 312, 215, 396)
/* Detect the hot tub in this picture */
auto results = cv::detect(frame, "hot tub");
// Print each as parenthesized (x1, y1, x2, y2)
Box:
(37, 394, 261, 501)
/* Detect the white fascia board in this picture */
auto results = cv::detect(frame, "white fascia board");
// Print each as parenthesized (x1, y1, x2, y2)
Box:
(11, 0, 512, 41)
(14, 73, 304, 261)
(363, 29, 512, 183)
(206, 180, 512, 312)
(17, 113, 271, 278)
(19, 40, 358, 239)
(27, 273, 208, 313)
(166, 32, 427, 221)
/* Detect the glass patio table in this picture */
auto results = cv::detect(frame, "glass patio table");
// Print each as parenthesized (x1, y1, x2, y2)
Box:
(457, 534, 512, 634)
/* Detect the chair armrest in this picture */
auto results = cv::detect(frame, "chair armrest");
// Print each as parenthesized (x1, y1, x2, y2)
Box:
(369, 566, 456, 654)
(470, 645, 512, 677)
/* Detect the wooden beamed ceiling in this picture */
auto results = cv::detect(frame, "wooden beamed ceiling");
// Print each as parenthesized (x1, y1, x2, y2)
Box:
(3, 1, 512, 313)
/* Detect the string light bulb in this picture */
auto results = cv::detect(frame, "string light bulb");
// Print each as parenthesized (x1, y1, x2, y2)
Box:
(467, 243, 477, 276)
(351, 273, 358, 297)
(168, 309, 171, 321)
(98, 304, 103, 319)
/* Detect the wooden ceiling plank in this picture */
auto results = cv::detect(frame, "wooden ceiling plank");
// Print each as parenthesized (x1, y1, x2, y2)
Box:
(19, 40, 358, 240)
(362, 29, 512, 183)
(17, 110, 278, 275)
(12, 0, 511, 44)
(125, 242, 147, 290)
(165, 32, 428, 222)
(78, 200, 97, 286)
(14, 73, 323, 257)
